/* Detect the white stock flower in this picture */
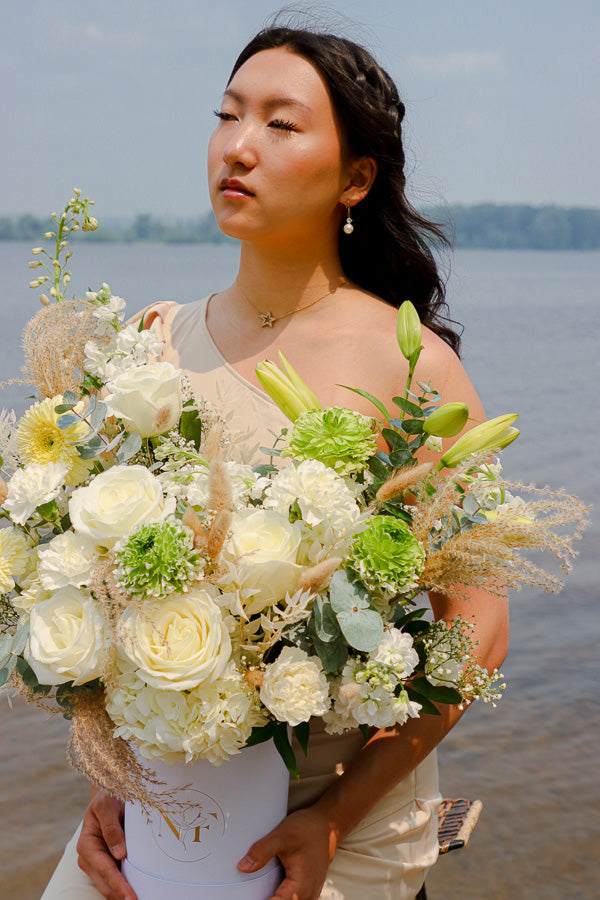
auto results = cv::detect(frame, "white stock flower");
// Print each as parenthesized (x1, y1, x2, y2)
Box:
(105, 362, 183, 438)
(325, 659, 421, 731)
(26, 586, 108, 685)
(37, 532, 99, 590)
(260, 646, 330, 726)
(370, 627, 419, 678)
(106, 662, 266, 765)
(118, 587, 231, 691)
(184, 461, 269, 510)
(222, 508, 302, 614)
(0, 528, 30, 593)
(69, 464, 173, 546)
(264, 459, 360, 534)
(84, 324, 163, 381)
(4, 462, 68, 525)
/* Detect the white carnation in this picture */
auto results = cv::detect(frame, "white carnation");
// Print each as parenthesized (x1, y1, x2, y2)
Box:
(264, 459, 360, 534)
(0, 528, 30, 593)
(37, 532, 99, 590)
(4, 462, 68, 525)
(260, 646, 330, 726)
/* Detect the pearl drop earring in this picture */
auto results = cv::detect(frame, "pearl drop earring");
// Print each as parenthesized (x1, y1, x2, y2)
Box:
(343, 204, 354, 235)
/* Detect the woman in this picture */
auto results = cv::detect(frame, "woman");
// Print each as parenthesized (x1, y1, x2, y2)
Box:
(42, 24, 508, 900)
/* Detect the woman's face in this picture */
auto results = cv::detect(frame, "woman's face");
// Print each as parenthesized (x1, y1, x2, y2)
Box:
(208, 47, 353, 246)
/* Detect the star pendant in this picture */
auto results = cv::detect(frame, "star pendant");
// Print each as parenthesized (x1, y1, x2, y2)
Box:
(260, 311, 275, 327)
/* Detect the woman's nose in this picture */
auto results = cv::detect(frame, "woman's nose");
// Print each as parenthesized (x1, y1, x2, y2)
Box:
(222, 123, 257, 169)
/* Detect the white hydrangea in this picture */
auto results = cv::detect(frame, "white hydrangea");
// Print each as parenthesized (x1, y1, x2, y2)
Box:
(265, 460, 360, 532)
(106, 661, 266, 765)
(4, 461, 68, 525)
(37, 532, 99, 590)
(324, 659, 421, 732)
(259, 646, 330, 726)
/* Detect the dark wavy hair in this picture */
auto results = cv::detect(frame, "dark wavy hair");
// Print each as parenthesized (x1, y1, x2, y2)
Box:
(228, 25, 462, 354)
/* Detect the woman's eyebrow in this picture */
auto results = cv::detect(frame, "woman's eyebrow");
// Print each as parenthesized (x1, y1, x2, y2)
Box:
(223, 88, 310, 113)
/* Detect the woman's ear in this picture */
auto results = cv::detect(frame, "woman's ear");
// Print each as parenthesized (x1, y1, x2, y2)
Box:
(342, 156, 378, 206)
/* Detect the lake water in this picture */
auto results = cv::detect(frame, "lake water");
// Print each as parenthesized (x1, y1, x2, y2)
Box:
(0, 242, 598, 899)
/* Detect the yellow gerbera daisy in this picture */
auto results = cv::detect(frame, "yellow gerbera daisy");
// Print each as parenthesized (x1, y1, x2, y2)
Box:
(0, 528, 30, 593)
(16, 396, 94, 486)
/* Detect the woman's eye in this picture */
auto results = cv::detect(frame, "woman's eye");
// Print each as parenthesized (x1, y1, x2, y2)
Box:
(213, 109, 236, 122)
(269, 118, 298, 133)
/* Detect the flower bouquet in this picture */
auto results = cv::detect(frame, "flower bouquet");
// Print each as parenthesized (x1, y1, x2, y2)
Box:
(0, 195, 587, 899)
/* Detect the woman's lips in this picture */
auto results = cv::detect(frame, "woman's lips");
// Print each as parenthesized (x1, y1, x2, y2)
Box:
(219, 178, 254, 198)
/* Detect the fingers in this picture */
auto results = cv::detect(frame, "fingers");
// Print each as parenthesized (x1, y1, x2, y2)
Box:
(238, 826, 281, 873)
(76, 792, 136, 900)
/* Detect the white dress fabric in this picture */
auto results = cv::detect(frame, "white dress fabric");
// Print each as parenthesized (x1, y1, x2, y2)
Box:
(40, 296, 441, 900)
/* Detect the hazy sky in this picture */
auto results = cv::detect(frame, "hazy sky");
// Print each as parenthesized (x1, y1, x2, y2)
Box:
(3, 1, 599, 218)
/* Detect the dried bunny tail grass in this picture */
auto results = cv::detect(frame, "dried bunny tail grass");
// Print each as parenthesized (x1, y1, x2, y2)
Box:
(21, 299, 97, 398)
(67, 689, 180, 814)
(202, 422, 225, 462)
(297, 557, 342, 592)
(376, 463, 434, 502)
(207, 509, 232, 559)
(208, 460, 233, 513)
(182, 507, 209, 552)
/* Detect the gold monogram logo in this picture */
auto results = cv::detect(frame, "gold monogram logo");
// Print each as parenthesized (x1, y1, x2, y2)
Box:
(150, 789, 226, 862)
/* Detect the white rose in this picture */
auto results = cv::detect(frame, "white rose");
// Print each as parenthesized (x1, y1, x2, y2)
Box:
(223, 509, 302, 614)
(37, 532, 99, 590)
(4, 462, 68, 525)
(119, 587, 231, 690)
(26, 586, 108, 685)
(69, 464, 173, 546)
(260, 646, 330, 727)
(105, 362, 183, 438)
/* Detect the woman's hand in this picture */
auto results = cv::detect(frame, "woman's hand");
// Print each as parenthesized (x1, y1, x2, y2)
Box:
(238, 806, 336, 900)
(76, 788, 136, 900)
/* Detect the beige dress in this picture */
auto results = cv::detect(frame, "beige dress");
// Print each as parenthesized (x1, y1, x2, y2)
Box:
(41, 296, 441, 900)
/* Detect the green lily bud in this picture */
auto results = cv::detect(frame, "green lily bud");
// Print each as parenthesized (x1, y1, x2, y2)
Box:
(256, 357, 321, 422)
(396, 301, 422, 362)
(277, 351, 322, 412)
(423, 402, 469, 438)
(438, 414, 519, 469)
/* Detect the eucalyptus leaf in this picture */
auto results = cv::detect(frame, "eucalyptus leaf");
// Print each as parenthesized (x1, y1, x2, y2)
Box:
(57, 413, 80, 429)
(0, 659, 17, 686)
(329, 570, 371, 614)
(54, 403, 76, 414)
(63, 390, 79, 405)
(313, 596, 340, 643)
(0, 632, 12, 661)
(367, 456, 389, 481)
(392, 397, 423, 418)
(293, 722, 310, 757)
(84, 394, 97, 416)
(88, 401, 107, 431)
(77, 440, 104, 459)
(260, 445, 282, 457)
(38, 532, 56, 545)
(103, 431, 125, 453)
(116, 432, 142, 462)
(336, 607, 383, 652)
(389, 448, 414, 468)
(312, 632, 348, 673)
(12, 624, 29, 656)
(401, 419, 424, 435)
(381, 428, 409, 450)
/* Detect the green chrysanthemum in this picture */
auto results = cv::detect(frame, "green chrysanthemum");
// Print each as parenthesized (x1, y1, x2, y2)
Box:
(116, 521, 202, 599)
(285, 407, 377, 476)
(347, 516, 425, 597)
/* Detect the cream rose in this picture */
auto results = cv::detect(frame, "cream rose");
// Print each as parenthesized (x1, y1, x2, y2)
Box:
(223, 508, 302, 614)
(260, 646, 330, 726)
(118, 587, 231, 690)
(69, 464, 173, 546)
(104, 362, 183, 437)
(26, 586, 108, 685)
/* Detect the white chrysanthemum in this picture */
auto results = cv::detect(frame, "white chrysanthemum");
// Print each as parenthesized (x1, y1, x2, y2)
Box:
(106, 661, 266, 765)
(185, 462, 269, 510)
(260, 646, 330, 726)
(37, 532, 99, 590)
(4, 461, 68, 525)
(0, 528, 30, 593)
(370, 627, 419, 679)
(325, 659, 421, 731)
(264, 459, 360, 534)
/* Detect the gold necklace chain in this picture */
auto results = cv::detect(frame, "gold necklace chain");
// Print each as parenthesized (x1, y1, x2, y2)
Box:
(236, 277, 346, 328)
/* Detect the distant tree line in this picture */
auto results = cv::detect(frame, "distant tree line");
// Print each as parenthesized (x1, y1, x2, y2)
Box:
(1, 205, 599, 250)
